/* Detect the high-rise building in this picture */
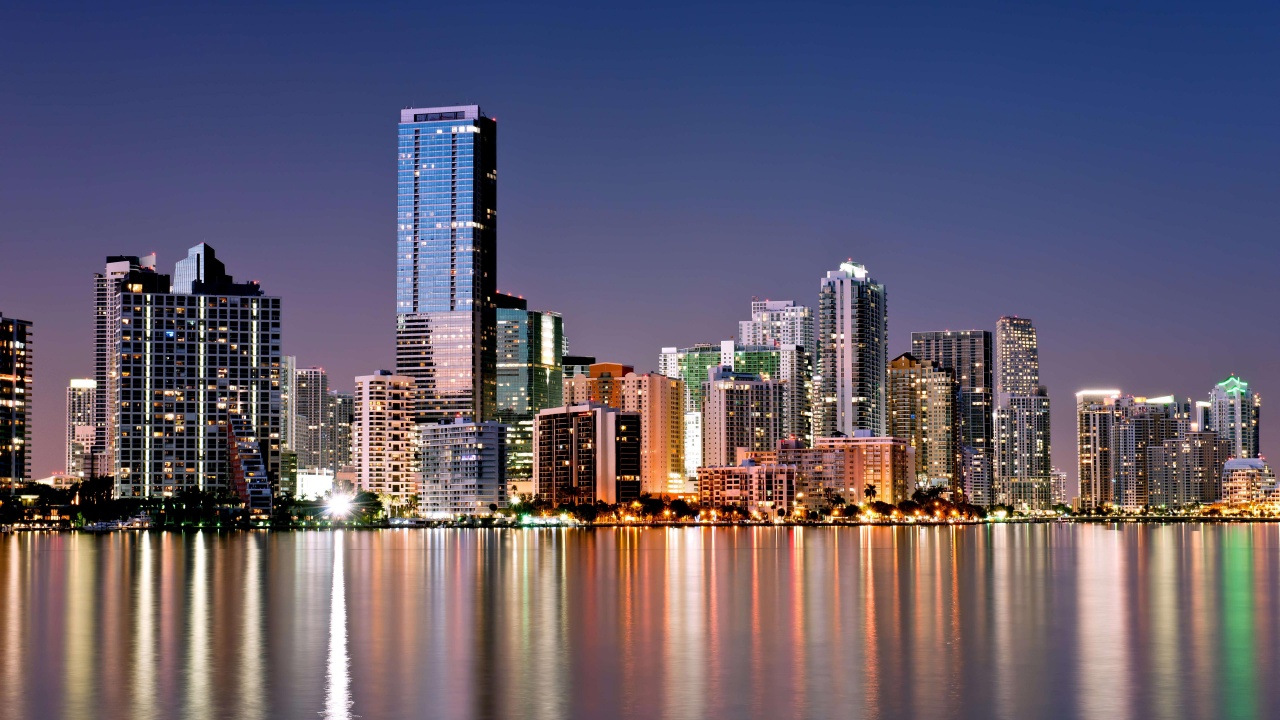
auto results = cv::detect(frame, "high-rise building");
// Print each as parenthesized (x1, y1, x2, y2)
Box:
(887, 353, 956, 488)
(1147, 431, 1230, 508)
(495, 293, 564, 481)
(660, 343, 726, 476)
(563, 362, 633, 408)
(109, 246, 281, 497)
(94, 254, 156, 463)
(815, 261, 887, 438)
(739, 299, 814, 353)
(1050, 467, 1070, 506)
(396, 105, 498, 424)
(910, 330, 993, 500)
(1076, 390, 1120, 509)
(65, 379, 96, 478)
(1108, 395, 1186, 510)
(620, 373, 685, 495)
(1207, 375, 1261, 459)
(353, 371, 417, 504)
(288, 366, 330, 472)
(995, 389, 1052, 509)
(419, 418, 506, 516)
(533, 403, 641, 505)
(993, 317, 1051, 509)
(0, 314, 33, 488)
(730, 343, 812, 445)
(701, 366, 785, 468)
(325, 390, 354, 472)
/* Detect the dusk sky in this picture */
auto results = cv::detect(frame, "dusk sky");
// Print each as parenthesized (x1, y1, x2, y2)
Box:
(2, 0, 1276, 478)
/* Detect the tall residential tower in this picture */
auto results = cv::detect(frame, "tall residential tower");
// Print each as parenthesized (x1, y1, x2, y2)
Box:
(815, 261, 887, 438)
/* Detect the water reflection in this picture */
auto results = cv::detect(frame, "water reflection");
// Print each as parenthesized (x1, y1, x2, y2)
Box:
(1, 525, 1280, 719)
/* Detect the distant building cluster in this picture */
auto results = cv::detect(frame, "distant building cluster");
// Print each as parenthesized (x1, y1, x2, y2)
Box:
(0, 103, 1266, 518)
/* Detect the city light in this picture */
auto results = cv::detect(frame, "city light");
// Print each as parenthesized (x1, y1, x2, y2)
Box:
(327, 494, 354, 519)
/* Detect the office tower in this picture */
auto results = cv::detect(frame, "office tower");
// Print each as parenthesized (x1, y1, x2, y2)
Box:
(739, 299, 814, 352)
(396, 105, 498, 425)
(65, 379, 96, 477)
(534, 403, 641, 505)
(815, 261, 887, 438)
(887, 353, 957, 488)
(697, 460, 796, 515)
(563, 362, 633, 407)
(1050, 468, 1070, 506)
(326, 390, 354, 472)
(1108, 395, 1185, 510)
(1076, 390, 1119, 509)
(1207, 375, 1261, 459)
(911, 330, 993, 499)
(562, 355, 596, 378)
(992, 317, 1051, 508)
(619, 373, 685, 495)
(701, 366, 785, 468)
(0, 314, 33, 488)
(495, 293, 564, 481)
(1219, 459, 1276, 506)
(995, 389, 1052, 509)
(420, 418, 506, 515)
(353, 371, 417, 504)
(1147, 431, 1230, 508)
(94, 253, 156, 462)
(110, 245, 281, 497)
(994, 317, 1039, 396)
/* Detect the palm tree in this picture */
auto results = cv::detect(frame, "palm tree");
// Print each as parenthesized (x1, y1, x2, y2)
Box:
(864, 485, 877, 502)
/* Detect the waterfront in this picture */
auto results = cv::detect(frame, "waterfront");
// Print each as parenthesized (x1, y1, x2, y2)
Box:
(2, 525, 1278, 719)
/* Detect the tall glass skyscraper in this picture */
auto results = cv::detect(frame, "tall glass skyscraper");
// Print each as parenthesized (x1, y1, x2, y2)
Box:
(815, 261, 887, 438)
(495, 292, 564, 481)
(395, 105, 498, 423)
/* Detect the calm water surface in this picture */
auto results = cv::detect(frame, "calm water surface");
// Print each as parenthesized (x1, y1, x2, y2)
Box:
(2, 524, 1278, 720)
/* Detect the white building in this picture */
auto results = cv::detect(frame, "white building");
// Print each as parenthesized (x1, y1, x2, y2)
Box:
(353, 371, 417, 504)
(738, 299, 814, 354)
(1220, 458, 1276, 506)
(1208, 375, 1261, 459)
(701, 367, 785, 469)
(994, 316, 1051, 509)
(419, 418, 506, 516)
(815, 261, 887, 438)
(65, 379, 96, 478)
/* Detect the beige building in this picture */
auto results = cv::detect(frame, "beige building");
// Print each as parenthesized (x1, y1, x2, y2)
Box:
(697, 460, 796, 516)
(701, 366, 785, 468)
(353, 371, 418, 504)
(619, 373, 685, 495)
(887, 353, 956, 489)
(766, 433, 915, 505)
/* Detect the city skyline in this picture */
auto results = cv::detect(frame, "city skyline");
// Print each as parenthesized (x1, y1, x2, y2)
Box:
(2, 2, 1277, 481)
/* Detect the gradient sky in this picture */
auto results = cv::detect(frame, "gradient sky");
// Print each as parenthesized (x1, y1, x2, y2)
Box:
(2, 0, 1276, 480)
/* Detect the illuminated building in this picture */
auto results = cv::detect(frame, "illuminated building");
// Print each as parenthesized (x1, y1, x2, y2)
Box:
(661, 343, 727, 476)
(738, 299, 813, 353)
(993, 317, 1051, 509)
(911, 330, 992, 502)
(420, 418, 506, 516)
(815, 261, 887, 438)
(495, 292, 563, 482)
(65, 379, 96, 478)
(563, 362, 633, 407)
(887, 353, 956, 488)
(1050, 467, 1070, 505)
(283, 364, 330, 473)
(806, 432, 915, 504)
(396, 105, 498, 424)
(697, 459, 796, 516)
(619, 373, 685, 495)
(0, 313, 33, 488)
(109, 245, 282, 498)
(533, 403, 640, 504)
(1147, 431, 1230, 507)
(353, 371, 417, 503)
(94, 253, 156, 464)
(701, 366, 785, 468)
(1219, 458, 1276, 506)
(326, 390, 354, 473)
(1076, 390, 1120, 509)
(1207, 375, 1261, 459)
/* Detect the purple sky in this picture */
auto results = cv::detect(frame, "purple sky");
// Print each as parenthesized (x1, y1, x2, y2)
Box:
(1, 1, 1276, 479)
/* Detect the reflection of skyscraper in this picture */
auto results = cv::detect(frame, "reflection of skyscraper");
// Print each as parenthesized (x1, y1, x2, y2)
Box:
(815, 261, 887, 437)
(994, 317, 1051, 509)
(396, 105, 498, 424)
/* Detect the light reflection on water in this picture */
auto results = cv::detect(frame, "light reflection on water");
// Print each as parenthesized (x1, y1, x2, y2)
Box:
(1, 525, 1280, 719)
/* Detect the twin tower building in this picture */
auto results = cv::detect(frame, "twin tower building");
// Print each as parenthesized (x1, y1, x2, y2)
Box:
(61, 104, 1051, 511)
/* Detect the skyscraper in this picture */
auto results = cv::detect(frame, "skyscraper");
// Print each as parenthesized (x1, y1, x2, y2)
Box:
(1076, 390, 1120, 509)
(738, 299, 814, 353)
(94, 254, 156, 462)
(910, 330, 993, 499)
(660, 343, 724, 476)
(887, 353, 956, 488)
(0, 313, 33, 489)
(619, 373, 685, 495)
(1207, 375, 1261, 459)
(534, 404, 641, 505)
(289, 366, 330, 472)
(993, 317, 1051, 508)
(325, 390, 354, 473)
(109, 245, 282, 497)
(495, 293, 564, 481)
(815, 261, 887, 438)
(701, 366, 785, 468)
(396, 105, 498, 424)
(65, 379, 96, 478)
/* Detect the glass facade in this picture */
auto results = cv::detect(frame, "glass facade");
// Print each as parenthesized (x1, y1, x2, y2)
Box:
(496, 295, 564, 481)
(396, 106, 498, 422)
